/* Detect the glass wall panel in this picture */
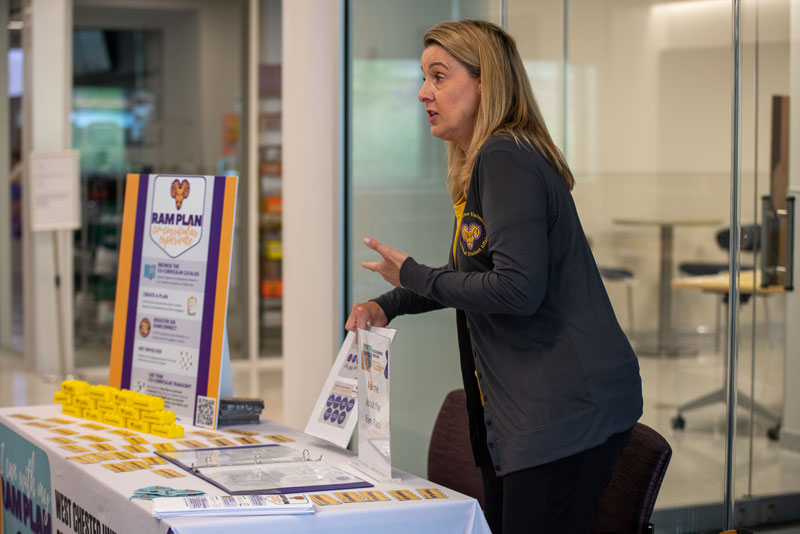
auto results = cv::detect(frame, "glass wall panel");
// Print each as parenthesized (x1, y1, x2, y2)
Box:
(258, 0, 282, 358)
(348, 0, 498, 477)
(71, 1, 249, 366)
(2, 5, 23, 353)
(509, 0, 793, 531)
(737, 0, 799, 508)
(71, 26, 163, 366)
(347, 0, 800, 528)
(570, 0, 732, 526)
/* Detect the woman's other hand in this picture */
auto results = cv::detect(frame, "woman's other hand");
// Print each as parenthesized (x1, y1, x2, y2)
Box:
(361, 237, 409, 287)
(345, 301, 388, 332)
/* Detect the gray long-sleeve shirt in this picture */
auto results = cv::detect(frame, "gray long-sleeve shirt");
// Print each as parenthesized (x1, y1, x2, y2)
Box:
(374, 134, 642, 476)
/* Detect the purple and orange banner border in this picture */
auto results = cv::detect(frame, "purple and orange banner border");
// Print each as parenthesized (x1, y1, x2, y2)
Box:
(109, 173, 237, 429)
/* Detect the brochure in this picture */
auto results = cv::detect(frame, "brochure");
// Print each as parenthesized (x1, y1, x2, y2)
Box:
(152, 493, 314, 518)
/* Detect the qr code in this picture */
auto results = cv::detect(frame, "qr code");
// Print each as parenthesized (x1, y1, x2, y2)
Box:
(195, 395, 217, 428)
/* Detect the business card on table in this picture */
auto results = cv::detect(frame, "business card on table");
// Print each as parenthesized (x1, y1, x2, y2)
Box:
(309, 494, 341, 506)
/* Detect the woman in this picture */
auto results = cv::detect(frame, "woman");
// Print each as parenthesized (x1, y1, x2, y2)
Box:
(346, 20, 642, 533)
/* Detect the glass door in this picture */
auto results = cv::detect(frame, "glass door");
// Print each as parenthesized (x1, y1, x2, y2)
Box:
(733, 0, 800, 524)
(508, 0, 800, 530)
(71, 26, 163, 366)
(71, 1, 250, 367)
(1, 2, 23, 354)
(541, 0, 732, 527)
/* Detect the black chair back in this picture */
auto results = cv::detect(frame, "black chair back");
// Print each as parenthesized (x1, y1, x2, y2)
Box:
(427, 391, 672, 534)
(592, 422, 672, 534)
(427, 389, 484, 508)
(716, 224, 760, 252)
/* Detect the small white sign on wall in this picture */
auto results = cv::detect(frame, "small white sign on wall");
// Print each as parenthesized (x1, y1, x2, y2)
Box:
(28, 150, 81, 232)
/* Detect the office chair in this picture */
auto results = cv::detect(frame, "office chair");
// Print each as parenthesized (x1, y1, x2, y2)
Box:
(677, 225, 759, 351)
(672, 224, 781, 436)
(427, 388, 484, 508)
(592, 422, 672, 534)
(428, 389, 672, 534)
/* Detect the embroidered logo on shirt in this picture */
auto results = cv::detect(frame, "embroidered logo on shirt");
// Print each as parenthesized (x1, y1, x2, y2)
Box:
(461, 223, 482, 250)
(459, 212, 488, 257)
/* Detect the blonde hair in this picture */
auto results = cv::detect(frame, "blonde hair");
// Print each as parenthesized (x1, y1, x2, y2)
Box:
(423, 20, 574, 202)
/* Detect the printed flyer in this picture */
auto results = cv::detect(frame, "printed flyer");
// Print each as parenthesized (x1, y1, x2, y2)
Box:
(305, 327, 396, 448)
(354, 328, 396, 481)
(109, 174, 237, 429)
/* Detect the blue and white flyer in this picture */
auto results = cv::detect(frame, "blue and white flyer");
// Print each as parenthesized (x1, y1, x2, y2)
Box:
(305, 327, 396, 449)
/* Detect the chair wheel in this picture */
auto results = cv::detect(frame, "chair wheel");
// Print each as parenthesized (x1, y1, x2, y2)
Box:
(767, 424, 781, 441)
(672, 415, 685, 430)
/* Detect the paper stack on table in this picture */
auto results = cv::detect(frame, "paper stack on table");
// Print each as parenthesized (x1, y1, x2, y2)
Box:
(152, 494, 314, 518)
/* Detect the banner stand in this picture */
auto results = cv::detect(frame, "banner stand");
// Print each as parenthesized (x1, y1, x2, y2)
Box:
(109, 173, 238, 429)
(220, 330, 233, 398)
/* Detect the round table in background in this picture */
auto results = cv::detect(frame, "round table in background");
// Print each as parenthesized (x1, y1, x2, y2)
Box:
(613, 217, 722, 356)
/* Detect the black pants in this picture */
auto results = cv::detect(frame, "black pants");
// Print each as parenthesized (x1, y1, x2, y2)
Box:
(479, 428, 633, 534)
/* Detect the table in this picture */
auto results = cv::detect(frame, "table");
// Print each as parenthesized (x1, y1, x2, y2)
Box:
(671, 269, 784, 295)
(0, 405, 490, 534)
(671, 270, 784, 433)
(613, 217, 721, 356)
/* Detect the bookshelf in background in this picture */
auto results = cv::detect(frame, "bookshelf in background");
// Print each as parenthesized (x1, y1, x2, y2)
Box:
(259, 63, 282, 357)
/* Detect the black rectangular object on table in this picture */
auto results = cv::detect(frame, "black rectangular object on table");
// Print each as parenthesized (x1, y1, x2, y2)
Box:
(217, 397, 264, 427)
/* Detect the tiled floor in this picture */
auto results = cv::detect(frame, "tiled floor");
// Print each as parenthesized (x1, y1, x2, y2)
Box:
(636, 326, 800, 510)
(2, 320, 799, 532)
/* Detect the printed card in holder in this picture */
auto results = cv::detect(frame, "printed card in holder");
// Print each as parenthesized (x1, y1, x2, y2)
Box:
(109, 173, 237, 429)
(305, 327, 397, 448)
(350, 327, 398, 482)
(156, 444, 372, 495)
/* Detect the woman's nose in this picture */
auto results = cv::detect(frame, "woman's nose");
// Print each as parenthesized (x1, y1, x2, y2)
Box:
(418, 81, 432, 103)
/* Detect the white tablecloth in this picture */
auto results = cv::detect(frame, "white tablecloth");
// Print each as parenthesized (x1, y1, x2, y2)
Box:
(0, 405, 490, 534)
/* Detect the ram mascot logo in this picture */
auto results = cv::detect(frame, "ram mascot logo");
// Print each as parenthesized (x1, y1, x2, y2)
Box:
(150, 175, 206, 258)
(461, 222, 482, 251)
(170, 179, 190, 210)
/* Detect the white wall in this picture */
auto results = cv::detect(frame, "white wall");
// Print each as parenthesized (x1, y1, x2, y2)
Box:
(23, 0, 75, 374)
(281, 0, 343, 430)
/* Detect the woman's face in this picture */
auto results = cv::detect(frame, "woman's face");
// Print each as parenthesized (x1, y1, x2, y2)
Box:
(418, 44, 480, 151)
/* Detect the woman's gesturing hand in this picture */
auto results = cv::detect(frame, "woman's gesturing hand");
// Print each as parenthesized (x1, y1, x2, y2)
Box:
(361, 237, 409, 288)
(345, 301, 388, 332)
